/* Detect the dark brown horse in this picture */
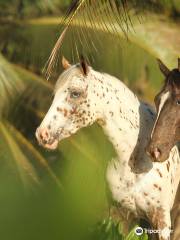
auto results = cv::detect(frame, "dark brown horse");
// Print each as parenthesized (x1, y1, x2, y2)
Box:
(147, 58, 180, 162)
(146, 58, 180, 240)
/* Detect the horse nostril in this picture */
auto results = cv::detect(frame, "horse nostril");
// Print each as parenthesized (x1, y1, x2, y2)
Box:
(152, 147, 161, 160)
(38, 128, 50, 142)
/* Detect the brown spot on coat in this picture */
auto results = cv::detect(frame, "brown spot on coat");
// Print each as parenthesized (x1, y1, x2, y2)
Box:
(70, 107, 78, 114)
(57, 107, 62, 112)
(148, 206, 167, 230)
(153, 184, 159, 189)
(97, 118, 106, 126)
(156, 168, 163, 178)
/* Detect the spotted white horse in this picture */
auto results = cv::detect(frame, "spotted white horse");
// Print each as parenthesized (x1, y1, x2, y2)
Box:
(36, 57, 180, 240)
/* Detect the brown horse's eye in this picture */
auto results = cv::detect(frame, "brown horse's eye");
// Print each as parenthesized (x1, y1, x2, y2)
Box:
(176, 100, 180, 105)
(70, 91, 81, 99)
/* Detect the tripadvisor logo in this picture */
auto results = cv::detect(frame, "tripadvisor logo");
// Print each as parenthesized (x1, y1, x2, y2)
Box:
(135, 226, 173, 236)
(135, 227, 143, 236)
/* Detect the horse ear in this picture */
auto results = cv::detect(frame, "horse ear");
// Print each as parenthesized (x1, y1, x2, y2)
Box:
(178, 58, 180, 72)
(80, 56, 89, 76)
(62, 56, 71, 69)
(157, 59, 170, 77)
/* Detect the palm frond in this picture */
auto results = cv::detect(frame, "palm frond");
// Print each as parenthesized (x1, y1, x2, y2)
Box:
(0, 121, 39, 186)
(44, 0, 135, 79)
(13, 64, 53, 91)
(6, 121, 63, 189)
(0, 54, 24, 117)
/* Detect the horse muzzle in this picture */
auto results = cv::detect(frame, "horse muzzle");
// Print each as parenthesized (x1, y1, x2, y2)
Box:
(35, 127, 59, 150)
(146, 144, 169, 162)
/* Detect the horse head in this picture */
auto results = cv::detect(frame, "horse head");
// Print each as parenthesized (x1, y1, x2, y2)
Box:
(36, 57, 103, 150)
(147, 58, 180, 162)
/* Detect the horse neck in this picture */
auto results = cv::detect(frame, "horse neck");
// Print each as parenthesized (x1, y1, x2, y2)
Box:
(90, 70, 154, 172)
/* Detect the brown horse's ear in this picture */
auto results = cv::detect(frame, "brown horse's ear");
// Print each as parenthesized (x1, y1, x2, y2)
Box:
(157, 59, 170, 77)
(62, 56, 71, 69)
(80, 56, 89, 76)
(178, 58, 180, 72)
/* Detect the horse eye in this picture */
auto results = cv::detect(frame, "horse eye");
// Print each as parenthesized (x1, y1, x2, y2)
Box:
(176, 100, 180, 105)
(70, 91, 81, 99)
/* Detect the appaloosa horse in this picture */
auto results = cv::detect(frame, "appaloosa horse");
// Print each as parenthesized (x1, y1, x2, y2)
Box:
(36, 57, 180, 240)
(147, 58, 180, 240)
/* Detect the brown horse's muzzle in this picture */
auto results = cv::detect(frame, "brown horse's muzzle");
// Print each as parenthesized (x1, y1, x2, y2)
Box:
(146, 143, 170, 162)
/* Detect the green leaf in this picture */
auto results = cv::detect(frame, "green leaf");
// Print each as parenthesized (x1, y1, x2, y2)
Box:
(125, 226, 148, 240)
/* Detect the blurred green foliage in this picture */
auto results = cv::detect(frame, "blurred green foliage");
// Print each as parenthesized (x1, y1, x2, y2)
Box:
(0, 21, 163, 97)
(92, 219, 148, 240)
(0, 0, 71, 19)
(134, 0, 180, 15)
(0, 0, 179, 19)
